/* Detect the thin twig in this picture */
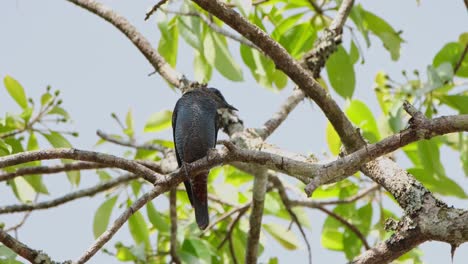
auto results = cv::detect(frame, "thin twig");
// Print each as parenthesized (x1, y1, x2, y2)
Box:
(454, 43, 468, 75)
(316, 205, 370, 250)
(218, 205, 250, 249)
(257, 89, 305, 139)
(201, 202, 251, 235)
(145, 0, 169, 21)
(163, 9, 258, 50)
(0, 161, 109, 182)
(270, 175, 312, 264)
(97, 130, 166, 152)
(225, 0, 269, 8)
(75, 186, 162, 263)
(0, 174, 137, 214)
(66, 0, 181, 87)
(290, 184, 379, 207)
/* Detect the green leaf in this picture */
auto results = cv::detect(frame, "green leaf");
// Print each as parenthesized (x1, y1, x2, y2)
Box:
(208, 32, 243, 81)
(345, 99, 380, 142)
(42, 131, 80, 185)
(4, 75, 28, 109)
(350, 5, 370, 47)
(278, 22, 316, 59)
(321, 229, 344, 251)
(408, 167, 467, 198)
(146, 201, 170, 233)
(0, 245, 17, 259)
(144, 110, 172, 133)
(97, 170, 112, 181)
(158, 16, 179, 67)
(326, 122, 341, 155)
(42, 131, 72, 148)
(263, 222, 300, 250)
(271, 13, 305, 40)
(438, 95, 468, 114)
(128, 202, 151, 250)
(362, 10, 403, 60)
(433, 42, 467, 77)
(41, 93, 53, 107)
(0, 139, 12, 154)
(417, 139, 445, 179)
(343, 228, 361, 260)
(115, 244, 137, 262)
(24, 133, 49, 194)
(356, 203, 373, 235)
(11, 177, 36, 202)
(326, 46, 355, 98)
(194, 51, 212, 83)
(264, 192, 281, 215)
(177, 4, 202, 50)
(47, 106, 71, 119)
(349, 40, 360, 64)
(124, 109, 134, 137)
(93, 196, 118, 238)
(224, 165, 253, 187)
(181, 238, 217, 262)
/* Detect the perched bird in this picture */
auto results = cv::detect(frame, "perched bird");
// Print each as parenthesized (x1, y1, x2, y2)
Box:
(172, 87, 237, 230)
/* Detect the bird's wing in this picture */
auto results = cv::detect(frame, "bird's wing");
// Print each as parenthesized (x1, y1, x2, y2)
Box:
(172, 100, 194, 207)
(172, 103, 182, 167)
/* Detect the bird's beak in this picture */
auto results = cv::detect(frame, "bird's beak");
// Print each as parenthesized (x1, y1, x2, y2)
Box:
(226, 104, 238, 111)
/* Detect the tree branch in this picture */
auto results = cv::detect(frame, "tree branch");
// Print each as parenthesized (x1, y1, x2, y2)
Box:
(169, 188, 181, 264)
(201, 202, 251, 235)
(65, 0, 181, 87)
(96, 130, 166, 152)
(162, 9, 258, 50)
(190, 0, 363, 152)
(145, 0, 169, 21)
(75, 186, 161, 264)
(0, 174, 137, 214)
(270, 175, 312, 264)
(0, 228, 64, 264)
(256, 89, 305, 140)
(0, 148, 159, 183)
(316, 205, 371, 250)
(290, 184, 379, 207)
(0, 161, 109, 182)
(454, 43, 468, 75)
(245, 169, 268, 263)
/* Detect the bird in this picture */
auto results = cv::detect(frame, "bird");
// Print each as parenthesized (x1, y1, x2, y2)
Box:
(172, 87, 237, 230)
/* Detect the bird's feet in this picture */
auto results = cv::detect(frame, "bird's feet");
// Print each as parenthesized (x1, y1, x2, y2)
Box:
(181, 161, 191, 181)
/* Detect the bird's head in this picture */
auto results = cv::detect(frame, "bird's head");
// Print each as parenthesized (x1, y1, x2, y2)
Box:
(207, 88, 238, 111)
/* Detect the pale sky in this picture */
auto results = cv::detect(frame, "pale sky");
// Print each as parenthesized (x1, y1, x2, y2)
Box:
(1, 0, 468, 263)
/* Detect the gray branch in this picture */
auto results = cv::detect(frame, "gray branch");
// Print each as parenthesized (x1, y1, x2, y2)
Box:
(0, 174, 137, 214)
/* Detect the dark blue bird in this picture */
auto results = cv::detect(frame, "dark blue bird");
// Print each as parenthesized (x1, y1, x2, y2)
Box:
(172, 87, 237, 230)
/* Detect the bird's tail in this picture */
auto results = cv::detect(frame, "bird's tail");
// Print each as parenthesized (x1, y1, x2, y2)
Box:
(190, 171, 209, 230)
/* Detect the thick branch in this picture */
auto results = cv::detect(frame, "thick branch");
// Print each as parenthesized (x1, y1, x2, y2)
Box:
(0, 148, 159, 183)
(66, 0, 181, 87)
(0, 174, 136, 214)
(190, 0, 363, 151)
